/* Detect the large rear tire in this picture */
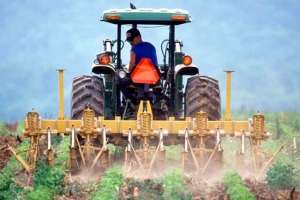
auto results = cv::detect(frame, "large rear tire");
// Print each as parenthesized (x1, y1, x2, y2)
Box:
(71, 75, 104, 119)
(185, 75, 221, 120)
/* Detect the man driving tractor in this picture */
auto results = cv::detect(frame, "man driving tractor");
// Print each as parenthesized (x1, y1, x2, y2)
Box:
(124, 28, 160, 101)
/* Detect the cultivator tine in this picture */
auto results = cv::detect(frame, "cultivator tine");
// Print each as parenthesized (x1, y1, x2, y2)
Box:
(129, 141, 143, 168)
(241, 131, 245, 154)
(293, 136, 297, 151)
(256, 145, 284, 179)
(70, 126, 75, 148)
(91, 146, 105, 169)
(159, 128, 164, 151)
(249, 137, 258, 176)
(47, 128, 51, 150)
(216, 128, 222, 151)
(75, 133, 86, 167)
(90, 127, 108, 169)
(46, 128, 54, 166)
(102, 126, 107, 150)
(147, 139, 163, 177)
(200, 140, 221, 175)
(147, 128, 165, 177)
(186, 128, 200, 172)
(184, 128, 188, 152)
(127, 128, 132, 152)
(124, 128, 143, 171)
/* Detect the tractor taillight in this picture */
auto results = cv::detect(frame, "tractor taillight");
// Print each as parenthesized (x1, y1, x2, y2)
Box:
(97, 54, 111, 65)
(171, 15, 186, 21)
(105, 15, 120, 21)
(183, 55, 192, 65)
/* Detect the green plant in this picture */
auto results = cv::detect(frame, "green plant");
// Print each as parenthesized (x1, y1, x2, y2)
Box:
(24, 185, 54, 200)
(0, 140, 29, 199)
(89, 166, 123, 200)
(266, 161, 299, 190)
(24, 136, 69, 199)
(162, 169, 192, 200)
(223, 172, 255, 200)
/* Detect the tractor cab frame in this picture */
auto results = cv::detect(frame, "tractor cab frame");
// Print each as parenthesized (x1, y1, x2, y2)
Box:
(91, 8, 198, 119)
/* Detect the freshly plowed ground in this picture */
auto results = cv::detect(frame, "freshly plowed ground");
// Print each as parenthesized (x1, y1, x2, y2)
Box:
(0, 135, 19, 170)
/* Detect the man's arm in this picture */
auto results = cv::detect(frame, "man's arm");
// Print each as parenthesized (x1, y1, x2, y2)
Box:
(128, 51, 136, 72)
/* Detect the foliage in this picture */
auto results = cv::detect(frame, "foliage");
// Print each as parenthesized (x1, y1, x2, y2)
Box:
(90, 166, 123, 200)
(24, 186, 54, 200)
(266, 161, 300, 190)
(162, 169, 192, 200)
(223, 172, 255, 200)
(0, 139, 29, 199)
(24, 136, 69, 199)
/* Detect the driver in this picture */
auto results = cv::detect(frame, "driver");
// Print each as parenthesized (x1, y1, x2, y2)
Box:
(126, 28, 160, 85)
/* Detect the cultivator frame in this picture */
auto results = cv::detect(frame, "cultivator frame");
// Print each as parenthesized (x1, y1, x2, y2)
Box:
(7, 69, 272, 178)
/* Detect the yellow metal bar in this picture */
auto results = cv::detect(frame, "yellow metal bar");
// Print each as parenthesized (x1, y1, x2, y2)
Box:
(35, 118, 250, 136)
(24, 109, 263, 138)
(224, 70, 234, 121)
(57, 69, 64, 120)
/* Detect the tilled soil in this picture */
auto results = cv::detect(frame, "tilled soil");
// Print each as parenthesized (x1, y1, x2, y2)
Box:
(0, 135, 19, 170)
(185, 176, 227, 200)
(119, 178, 164, 200)
(245, 179, 300, 200)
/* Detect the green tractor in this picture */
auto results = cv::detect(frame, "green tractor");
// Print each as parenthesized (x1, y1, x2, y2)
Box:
(71, 8, 221, 121)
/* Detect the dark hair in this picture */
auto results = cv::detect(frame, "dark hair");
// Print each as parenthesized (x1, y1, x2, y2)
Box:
(126, 28, 141, 41)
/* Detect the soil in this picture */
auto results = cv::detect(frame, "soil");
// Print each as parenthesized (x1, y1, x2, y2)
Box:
(118, 178, 164, 200)
(245, 179, 300, 200)
(0, 135, 19, 170)
(5, 122, 18, 132)
(185, 176, 227, 200)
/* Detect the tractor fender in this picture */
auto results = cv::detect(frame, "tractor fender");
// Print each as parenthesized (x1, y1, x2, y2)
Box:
(92, 63, 116, 75)
(174, 64, 199, 77)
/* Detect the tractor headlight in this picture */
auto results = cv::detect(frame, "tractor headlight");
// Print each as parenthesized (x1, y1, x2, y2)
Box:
(118, 70, 127, 79)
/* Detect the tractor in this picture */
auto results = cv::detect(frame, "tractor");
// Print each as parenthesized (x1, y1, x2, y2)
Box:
(71, 8, 221, 122)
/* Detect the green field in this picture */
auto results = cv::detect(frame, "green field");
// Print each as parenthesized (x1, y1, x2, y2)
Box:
(0, 112, 299, 199)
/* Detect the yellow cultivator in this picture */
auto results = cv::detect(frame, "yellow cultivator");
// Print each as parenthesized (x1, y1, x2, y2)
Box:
(10, 69, 270, 178)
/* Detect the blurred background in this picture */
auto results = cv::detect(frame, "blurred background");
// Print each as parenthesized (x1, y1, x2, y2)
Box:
(0, 0, 299, 121)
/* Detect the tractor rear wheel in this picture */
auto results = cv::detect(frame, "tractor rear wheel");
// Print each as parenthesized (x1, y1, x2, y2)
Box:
(185, 75, 221, 120)
(71, 75, 104, 119)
